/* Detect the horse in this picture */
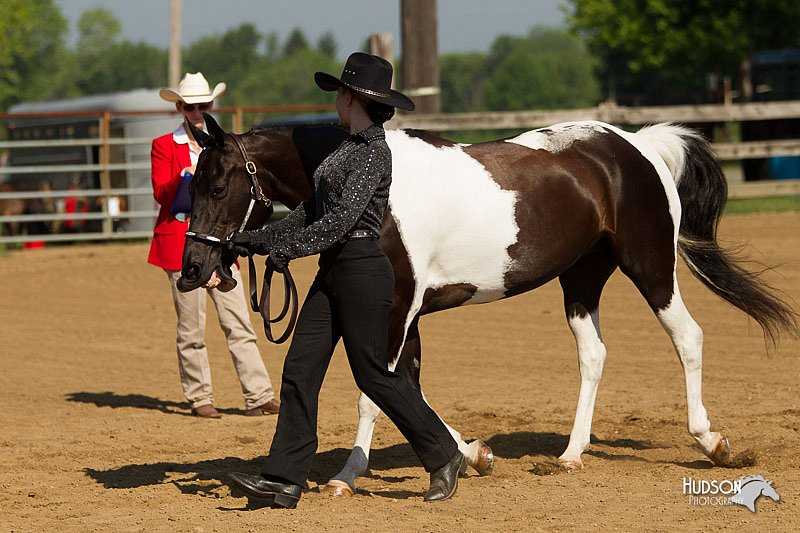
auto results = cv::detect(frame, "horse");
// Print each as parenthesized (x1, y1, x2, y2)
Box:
(0, 180, 58, 237)
(178, 113, 797, 497)
(0, 182, 26, 236)
(730, 475, 780, 512)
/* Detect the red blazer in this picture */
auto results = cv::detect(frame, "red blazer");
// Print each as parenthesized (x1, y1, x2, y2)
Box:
(148, 130, 191, 270)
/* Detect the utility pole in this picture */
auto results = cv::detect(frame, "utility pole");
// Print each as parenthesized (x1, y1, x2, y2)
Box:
(369, 33, 395, 83)
(401, 0, 440, 113)
(168, 0, 182, 88)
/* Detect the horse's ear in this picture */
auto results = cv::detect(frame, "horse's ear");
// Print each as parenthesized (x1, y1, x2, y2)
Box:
(187, 120, 214, 148)
(203, 112, 226, 147)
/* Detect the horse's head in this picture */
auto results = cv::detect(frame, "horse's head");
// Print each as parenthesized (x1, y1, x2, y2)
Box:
(177, 114, 274, 293)
(176, 114, 348, 293)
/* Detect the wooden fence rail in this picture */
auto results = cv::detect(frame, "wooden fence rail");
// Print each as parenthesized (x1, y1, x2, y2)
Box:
(390, 100, 800, 130)
(1, 101, 799, 244)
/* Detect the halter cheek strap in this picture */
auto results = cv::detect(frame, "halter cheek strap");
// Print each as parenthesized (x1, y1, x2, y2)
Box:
(228, 133, 271, 233)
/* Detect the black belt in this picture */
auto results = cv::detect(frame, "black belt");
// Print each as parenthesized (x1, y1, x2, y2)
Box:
(341, 229, 378, 242)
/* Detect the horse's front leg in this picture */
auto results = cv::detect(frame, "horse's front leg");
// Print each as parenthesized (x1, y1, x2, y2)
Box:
(557, 259, 615, 469)
(322, 392, 381, 497)
(558, 308, 607, 469)
(321, 297, 416, 497)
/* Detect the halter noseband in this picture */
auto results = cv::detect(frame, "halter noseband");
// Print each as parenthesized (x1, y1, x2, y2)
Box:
(183, 132, 298, 344)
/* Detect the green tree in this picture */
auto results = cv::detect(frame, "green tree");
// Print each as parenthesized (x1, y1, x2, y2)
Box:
(439, 52, 486, 112)
(72, 7, 166, 95)
(566, 0, 800, 103)
(317, 31, 338, 59)
(0, 0, 70, 110)
(264, 32, 281, 62)
(76, 6, 121, 50)
(233, 48, 339, 107)
(74, 7, 121, 94)
(102, 42, 167, 91)
(183, 24, 262, 91)
(481, 27, 600, 111)
(283, 28, 310, 57)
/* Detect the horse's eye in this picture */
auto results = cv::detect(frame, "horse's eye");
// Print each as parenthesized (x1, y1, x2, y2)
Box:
(209, 184, 227, 198)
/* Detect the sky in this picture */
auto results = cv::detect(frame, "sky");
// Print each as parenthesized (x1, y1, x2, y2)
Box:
(54, 0, 568, 59)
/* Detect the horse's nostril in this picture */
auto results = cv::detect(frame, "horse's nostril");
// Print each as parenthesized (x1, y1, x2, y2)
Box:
(184, 263, 201, 281)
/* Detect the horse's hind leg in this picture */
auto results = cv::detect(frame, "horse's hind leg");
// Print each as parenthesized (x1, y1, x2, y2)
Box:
(558, 251, 617, 469)
(618, 241, 730, 466)
(654, 283, 730, 465)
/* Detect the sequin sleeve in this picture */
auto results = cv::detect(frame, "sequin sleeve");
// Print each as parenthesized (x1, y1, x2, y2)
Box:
(267, 195, 313, 241)
(270, 141, 388, 265)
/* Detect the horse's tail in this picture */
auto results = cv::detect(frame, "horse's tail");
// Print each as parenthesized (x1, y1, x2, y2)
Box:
(638, 123, 797, 345)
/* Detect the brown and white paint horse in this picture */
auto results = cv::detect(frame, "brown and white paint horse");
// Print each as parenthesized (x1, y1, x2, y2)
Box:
(178, 114, 796, 496)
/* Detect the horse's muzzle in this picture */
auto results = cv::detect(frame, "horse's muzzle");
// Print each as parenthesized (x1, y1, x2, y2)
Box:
(176, 262, 204, 292)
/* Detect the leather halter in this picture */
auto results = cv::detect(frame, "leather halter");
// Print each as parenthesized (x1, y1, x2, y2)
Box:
(184, 132, 298, 344)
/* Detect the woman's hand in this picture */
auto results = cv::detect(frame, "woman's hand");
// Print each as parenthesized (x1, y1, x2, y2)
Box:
(229, 230, 272, 257)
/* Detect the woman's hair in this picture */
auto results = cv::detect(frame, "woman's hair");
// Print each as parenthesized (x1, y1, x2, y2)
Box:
(353, 92, 395, 124)
(366, 100, 395, 124)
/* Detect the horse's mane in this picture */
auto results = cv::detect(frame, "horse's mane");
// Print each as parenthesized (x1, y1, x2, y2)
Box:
(250, 124, 296, 136)
(239, 124, 348, 185)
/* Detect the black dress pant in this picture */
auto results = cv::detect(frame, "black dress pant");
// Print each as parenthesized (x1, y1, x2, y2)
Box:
(261, 239, 458, 488)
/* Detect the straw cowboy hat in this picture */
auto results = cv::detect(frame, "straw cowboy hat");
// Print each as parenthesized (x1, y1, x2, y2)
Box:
(159, 72, 226, 104)
(315, 52, 415, 111)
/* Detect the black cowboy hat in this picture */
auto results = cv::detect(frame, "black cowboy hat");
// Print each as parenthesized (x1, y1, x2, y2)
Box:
(315, 52, 415, 111)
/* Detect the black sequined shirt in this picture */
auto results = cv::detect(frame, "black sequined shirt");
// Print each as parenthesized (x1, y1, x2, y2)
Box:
(266, 124, 391, 266)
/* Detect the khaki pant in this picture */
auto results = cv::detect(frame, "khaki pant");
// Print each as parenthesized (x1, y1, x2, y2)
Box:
(165, 266, 274, 410)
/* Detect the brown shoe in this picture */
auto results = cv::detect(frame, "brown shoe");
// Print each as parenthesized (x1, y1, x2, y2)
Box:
(191, 404, 222, 418)
(245, 398, 280, 416)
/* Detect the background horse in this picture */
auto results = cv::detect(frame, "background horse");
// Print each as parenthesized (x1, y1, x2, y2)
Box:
(179, 114, 796, 496)
(0, 182, 27, 236)
(0, 180, 58, 237)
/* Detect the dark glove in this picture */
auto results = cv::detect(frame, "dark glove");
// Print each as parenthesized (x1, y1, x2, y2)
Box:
(267, 252, 288, 273)
(229, 229, 272, 257)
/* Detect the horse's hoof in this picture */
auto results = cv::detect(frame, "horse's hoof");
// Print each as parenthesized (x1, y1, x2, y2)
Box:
(709, 436, 731, 466)
(321, 479, 355, 497)
(558, 457, 583, 470)
(472, 440, 494, 476)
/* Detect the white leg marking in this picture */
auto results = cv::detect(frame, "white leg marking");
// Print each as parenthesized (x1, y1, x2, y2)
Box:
(656, 284, 720, 455)
(329, 393, 381, 489)
(559, 309, 607, 468)
(419, 390, 469, 456)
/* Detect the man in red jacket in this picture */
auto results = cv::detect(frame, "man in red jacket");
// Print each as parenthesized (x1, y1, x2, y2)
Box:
(148, 72, 279, 418)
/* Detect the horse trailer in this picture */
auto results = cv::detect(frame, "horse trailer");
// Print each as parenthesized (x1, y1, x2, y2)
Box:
(1, 89, 176, 242)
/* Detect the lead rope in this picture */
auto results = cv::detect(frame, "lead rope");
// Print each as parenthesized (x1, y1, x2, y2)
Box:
(228, 132, 299, 344)
(246, 255, 298, 343)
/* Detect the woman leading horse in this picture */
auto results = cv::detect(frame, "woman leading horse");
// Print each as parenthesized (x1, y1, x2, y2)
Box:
(179, 92, 797, 500)
(225, 53, 466, 508)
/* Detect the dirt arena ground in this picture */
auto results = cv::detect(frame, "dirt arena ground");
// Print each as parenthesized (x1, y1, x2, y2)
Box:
(1, 212, 798, 532)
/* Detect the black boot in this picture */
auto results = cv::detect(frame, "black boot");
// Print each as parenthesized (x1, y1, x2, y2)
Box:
(423, 451, 466, 502)
(228, 472, 302, 509)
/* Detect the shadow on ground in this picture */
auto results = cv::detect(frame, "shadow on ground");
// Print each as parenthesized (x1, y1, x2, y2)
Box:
(66, 391, 246, 416)
(84, 430, 666, 495)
